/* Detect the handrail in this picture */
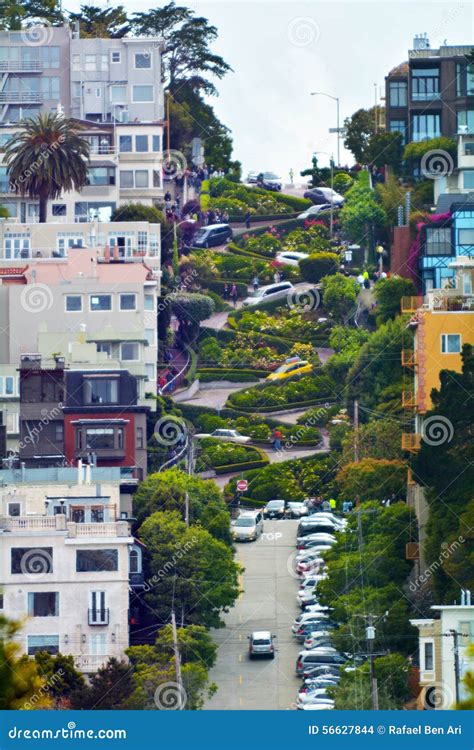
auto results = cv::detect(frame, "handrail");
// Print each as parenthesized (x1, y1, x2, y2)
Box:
(157, 435, 188, 473)
(159, 350, 191, 395)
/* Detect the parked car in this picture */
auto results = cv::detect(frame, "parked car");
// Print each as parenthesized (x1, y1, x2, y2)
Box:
(298, 519, 339, 536)
(257, 172, 282, 191)
(302, 673, 340, 690)
(297, 699, 335, 710)
(192, 223, 233, 248)
(231, 511, 264, 542)
(297, 203, 334, 220)
(302, 664, 341, 681)
(275, 250, 308, 266)
(248, 630, 276, 659)
(296, 648, 347, 676)
(298, 575, 325, 592)
(263, 499, 286, 519)
(193, 428, 251, 444)
(266, 357, 313, 382)
(286, 502, 309, 519)
(303, 632, 334, 650)
(297, 687, 332, 706)
(242, 281, 294, 307)
(303, 187, 344, 206)
(247, 171, 260, 183)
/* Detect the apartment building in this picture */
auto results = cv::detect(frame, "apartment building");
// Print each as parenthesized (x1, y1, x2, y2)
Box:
(434, 133, 474, 205)
(0, 463, 144, 672)
(385, 35, 474, 145)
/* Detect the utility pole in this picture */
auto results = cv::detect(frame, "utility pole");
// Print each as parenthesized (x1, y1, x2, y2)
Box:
(329, 156, 334, 238)
(171, 611, 184, 697)
(448, 629, 461, 705)
(354, 399, 359, 462)
(366, 619, 379, 710)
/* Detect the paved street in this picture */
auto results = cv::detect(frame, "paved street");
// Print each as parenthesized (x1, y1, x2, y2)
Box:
(204, 519, 301, 710)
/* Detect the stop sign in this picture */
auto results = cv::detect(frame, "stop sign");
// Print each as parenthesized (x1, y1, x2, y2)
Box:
(236, 479, 248, 492)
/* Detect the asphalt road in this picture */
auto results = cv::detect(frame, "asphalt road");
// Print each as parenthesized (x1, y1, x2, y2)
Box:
(204, 519, 302, 710)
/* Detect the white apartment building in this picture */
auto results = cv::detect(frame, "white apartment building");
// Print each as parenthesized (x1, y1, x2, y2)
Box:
(0, 464, 143, 672)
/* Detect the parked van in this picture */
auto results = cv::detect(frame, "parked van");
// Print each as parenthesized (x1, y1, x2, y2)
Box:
(296, 649, 347, 676)
(231, 510, 264, 542)
(192, 223, 233, 248)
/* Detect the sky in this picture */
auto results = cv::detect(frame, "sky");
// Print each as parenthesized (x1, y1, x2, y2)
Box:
(67, 0, 473, 180)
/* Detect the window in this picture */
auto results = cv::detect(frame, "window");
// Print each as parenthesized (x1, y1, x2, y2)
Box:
(41, 77, 60, 99)
(76, 549, 118, 572)
(11, 547, 53, 575)
(72, 54, 81, 71)
(412, 114, 441, 141)
(91, 506, 104, 523)
(90, 294, 112, 311)
(8, 502, 21, 516)
(27, 635, 59, 655)
(54, 423, 63, 442)
(120, 293, 137, 310)
(119, 135, 132, 153)
(110, 85, 126, 103)
(130, 548, 139, 573)
(72, 81, 81, 99)
(52, 204, 66, 216)
(145, 328, 155, 346)
(457, 110, 474, 134)
(90, 591, 107, 623)
(425, 227, 452, 256)
(121, 342, 139, 361)
(135, 170, 149, 188)
(4, 236, 30, 259)
(28, 592, 59, 617)
(5, 376, 14, 396)
(152, 135, 161, 152)
(411, 68, 440, 100)
(135, 52, 151, 69)
(456, 63, 474, 97)
(97, 342, 112, 357)
(111, 51, 121, 63)
(6, 413, 19, 434)
(99, 54, 108, 71)
(144, 294, 155, 311)
(441, 334, 461, 354)
(465, 142, 474, 156)
(135, 135, 148, 152)
(389, 81, 407, 107)
(423, 641, 434, 671)
(65, 295, 82, 312)
(83, 377, 118, 404)
(463, 171, 474, 189)
(153, 170, 161, 188)
(389, 120, 407, 144)
(462, 273, 472, 295)
(0, 593, 3, 609)
(87, 167, 115, 186)
(119, 170, 133, 188)
(90, 633, 107, 655)
(85, 54, 96, 71)
(136, 426, 144, 449)
(459, 229, 474, 246)
(132, 85, 153, 103)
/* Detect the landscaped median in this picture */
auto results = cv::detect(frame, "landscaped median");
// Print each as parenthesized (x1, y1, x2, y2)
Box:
(195, 438, 269, 475)
(196, 367, 267, 383)
(225, 374, 336, 412)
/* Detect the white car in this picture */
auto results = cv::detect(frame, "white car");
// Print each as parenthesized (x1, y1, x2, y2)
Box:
(297, 204, 334, 220)
(242, 281, 294, 307)
(297, 700, 335, 710)
(275, 251, 308, 267)
(193, 429, 251, 444)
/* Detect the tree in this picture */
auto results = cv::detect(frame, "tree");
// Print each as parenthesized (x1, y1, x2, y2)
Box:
(374, 276, 416, 324)
(130, 624, 217, 669)
(168, 292, 215, 344)
(336, 457, 407, 503)
(34, 652, 85, 705)
(321, 273, 359, 324)
(458, 645, 474, 709)
(332, 654, 411, 709)
(70, 658, 133, 709)
(0, 616, 51, 709)
(403, 136, 457, 176)
(340, 192, 388, 253)
(375, 174, 408, 225)
(137, 510, 241, 628)
(366, 131, 404, 173)
(68, 5, 130, 37)
(299, 252, 339, 284)
(5, 113, 89, 223)
(133, 468, 232, 545)
(343, 107, 383, 163)
(111, 202, 175, 260)
(340, 419, 403, 463)
(0, 0, 64, 29)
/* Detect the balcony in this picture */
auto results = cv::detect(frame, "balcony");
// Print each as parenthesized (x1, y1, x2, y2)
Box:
(401, 296, 425, 313)
(73, 654, 110, 672)
(0, 61, 43, 72)
(67, 521, 130, 538)
(0, 515, 67, 532)
(129, 572, 145, 588)
(401, 349, 417, 367)
(0, 91, 42, 103)
(0, 516, 130, 537)
(88, 608, 110, 625)
(402, 433, 421, 453)
(402, 389, 417, 409)
(428, 294, 474, 312)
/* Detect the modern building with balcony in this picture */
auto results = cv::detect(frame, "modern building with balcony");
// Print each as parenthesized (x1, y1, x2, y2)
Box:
(385, 35, 474, 146)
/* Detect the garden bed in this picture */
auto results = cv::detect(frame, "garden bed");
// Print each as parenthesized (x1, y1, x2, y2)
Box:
(195, 438, 269, 474)
(226, 374, 336, 411)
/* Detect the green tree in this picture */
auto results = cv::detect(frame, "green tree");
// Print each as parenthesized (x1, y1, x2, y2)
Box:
(133, 468, 232, 545)
(138, 511, 241, 628)
(5, 113, 89, 223)
(365, 131, 404, 172)
(168, 292, 215, 344)
(0, 0, 64, 28)
(458, 645, 474, 709)
(403, 136, 457, 176)
(70, 658, 133, 709)
(321, 273, 359, 324)
(375, 174, 408, 225)
(340, 192, 388, 253)
(331, 654, 411, 709)
(68, 5, 130, 37)
(343, 107, 383, 163)
(336, 457, 407, 503)
(34, 652, 85, 705)
(0, 616, 51, 709)
(374, 276, 416, 324)
(340, 419, 403, 463)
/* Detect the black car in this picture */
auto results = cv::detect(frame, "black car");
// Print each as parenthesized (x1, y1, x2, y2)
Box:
(192, 223, 233, 248)
(263, 499, 286, 519)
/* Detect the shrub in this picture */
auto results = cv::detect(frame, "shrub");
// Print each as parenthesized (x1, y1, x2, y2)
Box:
(243, 233, 282, 257)
(336, 458, 407, 503)
(227, 374, 335, 409)
(200, 338, 223, 365)
(332, 173, 353, 194)
(196, 439, 268, 472)
(203, 279, 248, 298)
(197, 371, 262, 383)
(299, 252, 340, 283)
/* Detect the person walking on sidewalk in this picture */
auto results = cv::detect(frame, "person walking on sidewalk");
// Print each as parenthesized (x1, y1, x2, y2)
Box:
(230, 283, 238, 306)
(244, 210, 251, 229)
(272, 428, 283, 451)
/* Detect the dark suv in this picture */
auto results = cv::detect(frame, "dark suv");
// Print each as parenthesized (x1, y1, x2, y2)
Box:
(192, 223, 233, 248)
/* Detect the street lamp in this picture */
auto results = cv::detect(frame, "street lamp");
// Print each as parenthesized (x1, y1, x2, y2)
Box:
(310, 92, 341, 167)
(313, 150, 335, 238)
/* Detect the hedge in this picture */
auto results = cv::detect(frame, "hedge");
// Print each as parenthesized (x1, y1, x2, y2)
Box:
(199, 326, 294, 354)
(227, 242, 275, 261)
(197, 372, 262, 383)
(225, 397, 338, 413)
(228, 211, 302, 223)
(232, 218, 302, 240)
(176, 402, 327, 434)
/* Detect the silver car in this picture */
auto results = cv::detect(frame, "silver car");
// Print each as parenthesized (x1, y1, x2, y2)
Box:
(231, 511, 264, 542)
(248, 630, 276, 659)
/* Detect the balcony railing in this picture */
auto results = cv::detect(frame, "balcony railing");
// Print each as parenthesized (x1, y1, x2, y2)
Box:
(88, 608, 110, 625)
(402, 390, 417, 409)
(0, 91, 43, 103)
(0, 515, 67, 532)
(401, 349, 417, 367)
(73, 654, 110, 671)
(68, 521, 130, 538)
(0, 61, 43, 72)
(0, 516, 130, 537)
(401, 296, 425, 313)
(430, 295, 474, 312)
(402, 433, 421, 452)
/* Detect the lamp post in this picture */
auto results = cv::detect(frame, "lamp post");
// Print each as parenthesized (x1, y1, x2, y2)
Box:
(310, 92, 341, 167)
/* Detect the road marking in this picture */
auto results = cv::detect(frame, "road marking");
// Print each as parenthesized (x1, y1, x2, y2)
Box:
(239, 654, 242, 662)
(239, 697, 243, 706)
(239, 675, 243, 685)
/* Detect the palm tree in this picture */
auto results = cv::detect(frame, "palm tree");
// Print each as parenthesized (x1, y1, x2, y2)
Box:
(5, 112, 90, 223)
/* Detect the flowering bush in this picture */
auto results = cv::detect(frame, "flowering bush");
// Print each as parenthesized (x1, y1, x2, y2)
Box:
(242, 233, 283, 257)
(237, 308, 323, 339)
(228, 374, 335, 408)
(199, 333, 280, 370)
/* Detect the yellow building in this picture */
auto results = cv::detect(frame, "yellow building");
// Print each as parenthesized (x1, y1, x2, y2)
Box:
(401, 258, 474, 452)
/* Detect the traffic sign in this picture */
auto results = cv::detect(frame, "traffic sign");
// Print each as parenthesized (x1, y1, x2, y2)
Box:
(236, 480, 248, 492)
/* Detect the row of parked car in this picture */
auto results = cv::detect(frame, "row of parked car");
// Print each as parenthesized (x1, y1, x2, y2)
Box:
(231, 500, 310, 542)
(290, 511, 352, 710)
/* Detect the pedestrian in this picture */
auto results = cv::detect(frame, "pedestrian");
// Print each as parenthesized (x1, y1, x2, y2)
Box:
(329, 497, 337, 511)
(175, 195, 181, 211)
(289, 167, 294, 184)
(223, 210, 230, 223)
(273, 428, 282, 452)
(244, 210, 251, 229)
(357, 273, 364, 288)
(252, 275, 259, 292)
(273, 270, 281, 284)
(164, 190, 171, 202)
(158, 373, 167, 392)
(321, 499, 331, 512)
(165, 369, 174, 392)
(342, 499, 351, 514)
(223, 283, 229, 301)
(230, 283, 238, 306)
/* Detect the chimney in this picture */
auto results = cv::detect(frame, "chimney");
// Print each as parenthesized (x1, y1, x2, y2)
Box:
(77, 458, 83, 485)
